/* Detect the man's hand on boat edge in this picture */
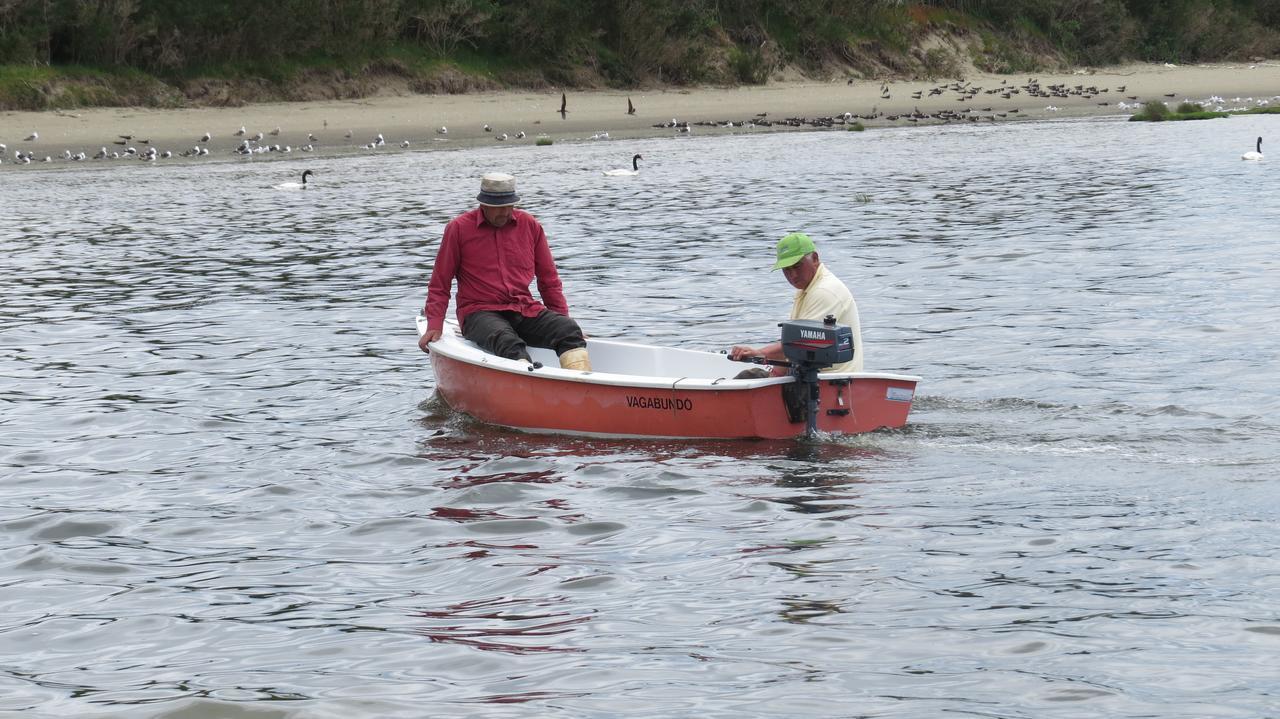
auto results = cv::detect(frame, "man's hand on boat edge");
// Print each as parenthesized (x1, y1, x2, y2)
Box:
(419, 329, 442, 353)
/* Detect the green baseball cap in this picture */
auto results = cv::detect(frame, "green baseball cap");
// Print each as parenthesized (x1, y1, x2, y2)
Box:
(772, 232, 816, 270)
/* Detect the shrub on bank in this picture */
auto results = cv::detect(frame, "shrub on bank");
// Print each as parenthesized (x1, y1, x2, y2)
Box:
(1130, 100, 1229, 121)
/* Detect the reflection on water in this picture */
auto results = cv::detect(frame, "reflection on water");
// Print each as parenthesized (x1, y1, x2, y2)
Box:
(1, 116, 1278, 717)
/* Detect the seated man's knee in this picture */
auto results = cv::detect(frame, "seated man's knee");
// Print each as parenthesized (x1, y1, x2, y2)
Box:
(465, 313, 531, 361)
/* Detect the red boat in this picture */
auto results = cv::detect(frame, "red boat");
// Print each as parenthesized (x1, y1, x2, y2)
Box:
(417, 317, 921, 440)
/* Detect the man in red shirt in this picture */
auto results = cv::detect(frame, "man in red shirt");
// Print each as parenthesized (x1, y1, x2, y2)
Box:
(418, 173, 590, 371)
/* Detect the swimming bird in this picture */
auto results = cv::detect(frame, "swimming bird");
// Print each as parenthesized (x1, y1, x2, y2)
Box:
(483, 124, 491, 132)
(24, 132, 37, 141)
(1242, 136, 1263, 161)
(400, 140, 410, 148)
(201, 132, 211, 142)
(559, 92, 567, 118)
(604, 153, 643, 176)
(627, 97, 636, 115)
(309, 133, 318, 142)
(495, 133, 507, 141)
(515, 131, 525, 139)
(275, 169, 315, 190)
(436, 126, 447, 134)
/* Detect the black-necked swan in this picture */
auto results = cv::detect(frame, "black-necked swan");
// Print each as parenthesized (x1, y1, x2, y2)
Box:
(604, 154, 643, 176)
(275, 169, 315, 190)
(1242, 137, 1263, 161)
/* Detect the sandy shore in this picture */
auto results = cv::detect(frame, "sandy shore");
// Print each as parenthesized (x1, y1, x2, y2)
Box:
(2, 61, 1279, 163)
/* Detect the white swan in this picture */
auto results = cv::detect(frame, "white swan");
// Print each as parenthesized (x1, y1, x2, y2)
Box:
(1242, 136, 1263, 161)
(274, 169, 315, 190)
(604, 153, 643, 176)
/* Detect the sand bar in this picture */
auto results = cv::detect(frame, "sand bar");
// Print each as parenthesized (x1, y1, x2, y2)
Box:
(2, 61, 1279, 163)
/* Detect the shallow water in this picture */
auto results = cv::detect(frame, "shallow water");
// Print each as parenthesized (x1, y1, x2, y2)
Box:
(2, 116, 1278, 718)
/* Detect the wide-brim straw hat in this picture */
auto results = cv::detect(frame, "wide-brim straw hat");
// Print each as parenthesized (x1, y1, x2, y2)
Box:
(476, 172, 520, 206)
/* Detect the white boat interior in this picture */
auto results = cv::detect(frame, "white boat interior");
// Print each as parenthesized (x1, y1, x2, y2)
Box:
(417, 316, 921, 390)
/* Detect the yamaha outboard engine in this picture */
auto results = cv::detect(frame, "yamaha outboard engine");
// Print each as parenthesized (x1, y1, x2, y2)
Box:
(780, 314, 854, 438)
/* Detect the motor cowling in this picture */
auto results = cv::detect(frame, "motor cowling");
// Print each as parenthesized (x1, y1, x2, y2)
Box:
(780, 315, 853, 368)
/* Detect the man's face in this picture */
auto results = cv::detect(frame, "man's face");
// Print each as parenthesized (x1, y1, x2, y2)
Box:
(481, 204, 514, 227)
(782, 253, 819, 290)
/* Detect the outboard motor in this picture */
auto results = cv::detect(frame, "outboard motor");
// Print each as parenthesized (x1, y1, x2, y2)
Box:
(779, 314, 854, 438)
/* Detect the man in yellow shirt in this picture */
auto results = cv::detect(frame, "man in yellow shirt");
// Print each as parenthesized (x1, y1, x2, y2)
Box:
(730, 232, 864, 374)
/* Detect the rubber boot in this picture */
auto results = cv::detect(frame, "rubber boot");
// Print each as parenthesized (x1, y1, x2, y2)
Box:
(559, 348, 591, 372)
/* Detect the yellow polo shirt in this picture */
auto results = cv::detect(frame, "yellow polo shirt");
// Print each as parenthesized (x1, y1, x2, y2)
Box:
(791, 263, 863, 372)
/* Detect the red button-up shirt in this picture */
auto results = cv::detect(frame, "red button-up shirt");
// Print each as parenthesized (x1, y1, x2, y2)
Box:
(424, 207, 570, 332)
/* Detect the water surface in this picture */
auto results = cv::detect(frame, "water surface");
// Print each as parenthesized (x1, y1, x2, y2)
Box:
(2, 116, 1278, 717)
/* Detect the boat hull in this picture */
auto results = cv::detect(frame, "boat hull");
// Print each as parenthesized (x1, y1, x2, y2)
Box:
(431, 351, 916, 440)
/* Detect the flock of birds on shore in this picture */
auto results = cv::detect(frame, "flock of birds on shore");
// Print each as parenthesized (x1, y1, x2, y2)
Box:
(2, 81, 1275, 172)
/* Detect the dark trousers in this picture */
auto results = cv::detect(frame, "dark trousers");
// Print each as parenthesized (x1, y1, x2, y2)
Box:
(462, 309, 586, 362)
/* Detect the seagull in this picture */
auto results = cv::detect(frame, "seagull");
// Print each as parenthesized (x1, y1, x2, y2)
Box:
(200, 132, 211, 142)
(269, 127, 281, 136)
(374, 133, 385, 146)
(559, 92, 567, 118)
(251, 132, 263, 142)
(400, 140, 410, 148)
(483, 124, 491, 132)
(344, 129, 353, 139)
(94, 147, 108, 159)
(515, 131, 525, 139)
(436, 126, 447, 134)
(308, 133, 318, 142)
(235, 126, 246, 136)
(495, 133, 507, 141)
(627, 97, 636, 115)
(24, 132, 37, 141)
